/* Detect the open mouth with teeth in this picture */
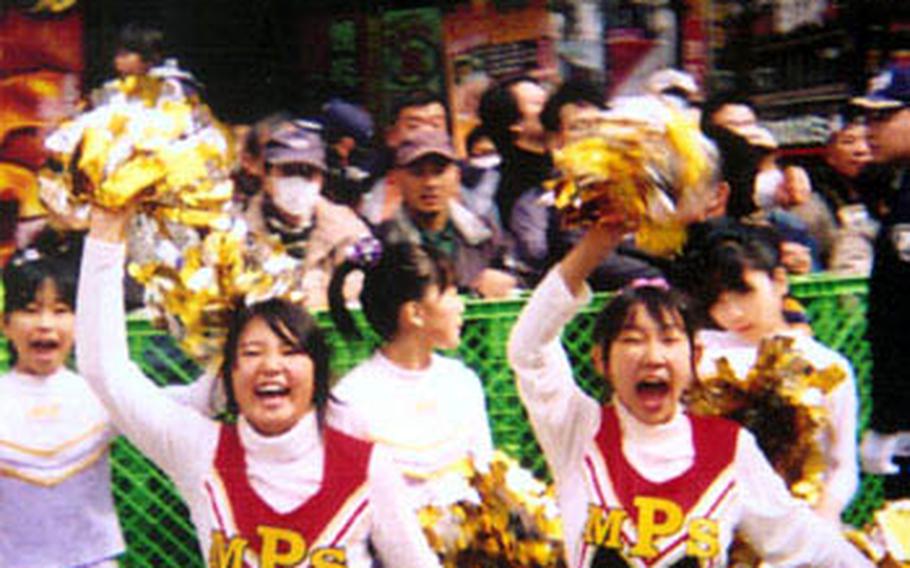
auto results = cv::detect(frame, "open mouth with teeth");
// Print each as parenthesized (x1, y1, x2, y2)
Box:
(29, 338, 61, 354)
(635, 378, 671, 410)
(255, 384, 291, 400)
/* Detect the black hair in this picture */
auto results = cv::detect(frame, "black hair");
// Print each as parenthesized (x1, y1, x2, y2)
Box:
(478, 75, 539, 154)
(389, 91, 448, 126)
(540, 78, 605, 134)
(2, 227, 84, 366)
(328, 241, 454, 341)
(219, 297, 332, 429)
(672, 219, 782, 322)
(116, 22, 165, 67)
(592, 284, 696, 372)
(465, 125, 492, 156)
(702, 125, 761, 218)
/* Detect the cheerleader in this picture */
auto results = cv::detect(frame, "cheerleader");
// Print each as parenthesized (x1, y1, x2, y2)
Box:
(508, 221, 870, 567)
(329, 239, 494, 509)
(676, 220, 859, 523)
(0, 231, 124, 567)
(76, 207, 439, 568)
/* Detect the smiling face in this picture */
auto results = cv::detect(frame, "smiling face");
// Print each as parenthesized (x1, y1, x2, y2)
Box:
(708, 268, 789, 344)
(231, 316, 315, 436)
(602, 304, 692, 425)
(3, 279, 74, 377)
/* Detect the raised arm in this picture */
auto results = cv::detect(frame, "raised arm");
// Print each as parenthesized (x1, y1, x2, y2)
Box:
(507, 223, 625, 466)
(735, 430, 872, 567)
(76, 207, 217, 485)
(367, 446, 442, 568)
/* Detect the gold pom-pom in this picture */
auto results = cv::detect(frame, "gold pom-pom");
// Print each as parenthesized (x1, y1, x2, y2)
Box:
(418, 451, 566, 568)
(40, 69, 233, 233)
(550, 98, 715, 256)
(128, 219, 305, 370)
(846, 500, 910, 565)
(688, 336, 846, 507)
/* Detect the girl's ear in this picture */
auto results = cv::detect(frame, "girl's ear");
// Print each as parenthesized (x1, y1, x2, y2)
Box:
(399, 300, 423, 331)
(771, 266, 789, 297)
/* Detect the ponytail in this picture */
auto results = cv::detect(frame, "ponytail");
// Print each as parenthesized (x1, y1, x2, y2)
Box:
(328, 236, 454, 343)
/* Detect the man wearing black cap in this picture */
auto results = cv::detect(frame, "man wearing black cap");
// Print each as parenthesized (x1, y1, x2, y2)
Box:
(359, 92, 449, 226)
(852, 65, 910, 497)
(377, 130, 518, 299)
(242, 121, 370, 308)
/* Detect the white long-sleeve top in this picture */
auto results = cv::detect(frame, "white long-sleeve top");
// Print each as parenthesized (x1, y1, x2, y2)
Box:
(75, 237, 440, 568)
(332, 351, 494, 509)
(508, 267, 872, 568)
(698, 328, 860, 521)
(0, 367, 123, 568)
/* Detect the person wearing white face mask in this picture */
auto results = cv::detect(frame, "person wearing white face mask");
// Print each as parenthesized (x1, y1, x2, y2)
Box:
(241, 121, 370, 309)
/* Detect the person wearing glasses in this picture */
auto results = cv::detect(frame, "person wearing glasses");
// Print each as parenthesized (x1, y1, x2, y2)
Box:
(852, 64, 910, 498)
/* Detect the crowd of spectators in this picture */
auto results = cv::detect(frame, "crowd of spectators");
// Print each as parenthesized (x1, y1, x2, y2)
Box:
(5, 19, 910, 566)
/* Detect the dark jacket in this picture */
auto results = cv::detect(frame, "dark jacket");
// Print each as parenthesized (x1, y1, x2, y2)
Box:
(377, 202, 515, 293)
(867, 168, 910, 433)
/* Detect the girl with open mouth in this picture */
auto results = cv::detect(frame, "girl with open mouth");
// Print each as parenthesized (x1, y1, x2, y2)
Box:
(0, 230, 124, 568)
(76, 206, 440, 568)
(508, 220, 870, 567)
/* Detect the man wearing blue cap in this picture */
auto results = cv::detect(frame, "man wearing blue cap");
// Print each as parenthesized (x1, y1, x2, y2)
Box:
(852, 65, 910, 497)
(242, 121, 370, 308)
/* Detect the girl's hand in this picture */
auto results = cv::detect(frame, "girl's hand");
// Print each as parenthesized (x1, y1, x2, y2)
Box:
(559, 218, 636, 296)
(88, 204, 135, 244)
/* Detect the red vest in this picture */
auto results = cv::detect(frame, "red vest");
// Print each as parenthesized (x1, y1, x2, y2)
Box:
(579, 406, 740, 567)
(207, 424, 373, 567)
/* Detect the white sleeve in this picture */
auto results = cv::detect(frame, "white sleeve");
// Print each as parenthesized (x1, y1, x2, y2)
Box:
(367, 446, 442, 568)
(76, 237, 218, 485)
(507, 267, 601, 470)
(325, 397, 371, 440)
(162, 372, 222, 415)
(817, 366, 860, 521)
(735, 430, 872, 567)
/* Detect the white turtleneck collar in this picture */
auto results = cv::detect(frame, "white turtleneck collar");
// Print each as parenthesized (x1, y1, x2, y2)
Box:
(5, 366, 70, 388)
(613, 397, 695, 484)
(373, 350, 439, 381)
(236, 410, 327, 513)
(237, 409, 323, 464)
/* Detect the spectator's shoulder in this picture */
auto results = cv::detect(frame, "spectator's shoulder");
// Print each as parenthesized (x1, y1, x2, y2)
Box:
(375, 210, 418, 245)
(315, 197, 370, 238)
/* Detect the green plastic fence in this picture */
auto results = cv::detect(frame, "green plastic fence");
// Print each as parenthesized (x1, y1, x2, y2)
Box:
(0, 273, 882, 567)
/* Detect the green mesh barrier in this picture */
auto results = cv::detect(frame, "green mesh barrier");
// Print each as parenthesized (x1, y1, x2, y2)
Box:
(0, 273, 883, 566)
